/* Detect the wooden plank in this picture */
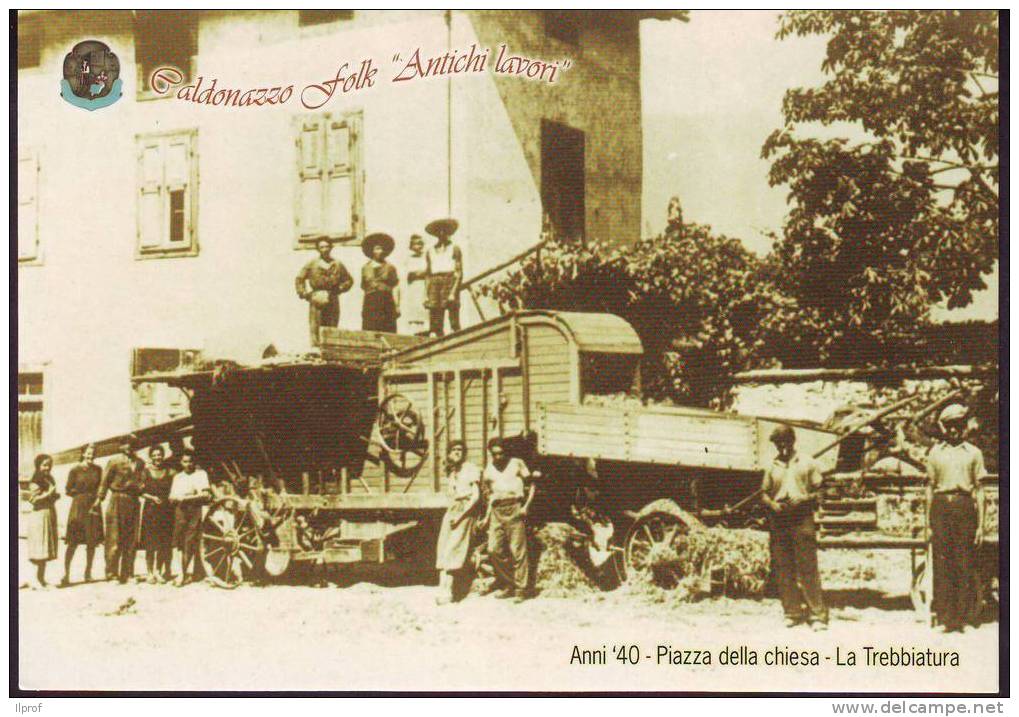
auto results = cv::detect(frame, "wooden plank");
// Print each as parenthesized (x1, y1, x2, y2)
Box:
(733, 364, 997, 384)
(282, 492, 449, 510)
(385, 358, 519, 377)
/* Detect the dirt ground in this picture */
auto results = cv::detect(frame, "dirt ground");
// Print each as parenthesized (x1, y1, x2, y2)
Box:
(16, 545, 999, 693)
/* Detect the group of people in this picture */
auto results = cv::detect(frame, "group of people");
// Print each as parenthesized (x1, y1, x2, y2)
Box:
(762, 403, 988, 634)
(434, 437, 537, 604)
(22, 438, 212, 589)
(23, 402, 990, 629)
(295, 217, 464, 346)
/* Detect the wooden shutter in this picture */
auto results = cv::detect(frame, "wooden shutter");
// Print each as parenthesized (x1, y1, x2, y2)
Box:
(164, 134, 192, 245)
(324, 116, 354, 238)
(17, 150, 39, 261)
(296, 116, 325, 239)
(138, 139, 165, 248)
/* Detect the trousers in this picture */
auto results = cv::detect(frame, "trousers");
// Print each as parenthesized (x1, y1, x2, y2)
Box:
(174, 503, 204, 577)
(308, 299, 339, 346)
(487, 501, 529, 592)
(769, 503, 828, 623)
(930, 493, 978, 629)
(104, 493, 139, 581)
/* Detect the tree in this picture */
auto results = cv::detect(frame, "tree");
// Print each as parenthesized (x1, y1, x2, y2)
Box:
(480, 208, 790, 406)
(763, 10, 999, 364)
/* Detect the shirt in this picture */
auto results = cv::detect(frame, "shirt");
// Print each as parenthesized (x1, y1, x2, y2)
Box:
(926, 441, 985, 494)
(483, 457, 531, 502)
(295, 258, 354, 297)
(142, 464, 175, 500)
(447, 462, 481, 500)
(170, 469, 211, 502)
(98, 454, 143, 500)
(401, 253, 429, 332)
(361, 261, 399, 294)
(426, 242, 462, 275)
(761, 453, 823, 502)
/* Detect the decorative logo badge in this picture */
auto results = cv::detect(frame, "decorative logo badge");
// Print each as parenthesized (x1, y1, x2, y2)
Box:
(60, 40, 122, 111)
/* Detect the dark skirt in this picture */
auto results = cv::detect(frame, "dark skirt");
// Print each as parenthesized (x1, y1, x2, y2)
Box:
(66, 494, 104, 547)
(140, 500, 175, 551)
(362, 290, 397, 333)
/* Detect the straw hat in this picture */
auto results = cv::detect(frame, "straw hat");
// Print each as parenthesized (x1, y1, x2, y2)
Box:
(938, 403, 968, 425)
(362, 232, 395, 259)
(425, 217, 459, 238)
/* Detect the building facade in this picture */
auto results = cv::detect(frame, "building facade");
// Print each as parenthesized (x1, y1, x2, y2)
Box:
(16, 9, 659, 463)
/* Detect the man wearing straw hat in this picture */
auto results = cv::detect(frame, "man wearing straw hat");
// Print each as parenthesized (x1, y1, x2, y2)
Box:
(295, 236, 354, 347)
(925, 403, 986, 632)
(423, 217, 463, 337)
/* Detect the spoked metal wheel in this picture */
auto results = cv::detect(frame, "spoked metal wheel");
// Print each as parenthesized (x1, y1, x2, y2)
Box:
(200, 499, 266, 588)
(623, 511, 691, 588)
(376, 393, 428, 476)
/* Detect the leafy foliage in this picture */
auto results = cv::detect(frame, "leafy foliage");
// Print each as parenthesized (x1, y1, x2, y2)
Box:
(763, 10, 999, 360)
(479, 215, 789, 407)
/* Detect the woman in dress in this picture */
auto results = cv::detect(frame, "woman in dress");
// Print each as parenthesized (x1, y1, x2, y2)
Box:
(360, 232, 400, 333)
(140, 445, 176, 582)
(60, 444, 104, 586)
(26, 454, 59, 588)
(434, 440, 482, 604)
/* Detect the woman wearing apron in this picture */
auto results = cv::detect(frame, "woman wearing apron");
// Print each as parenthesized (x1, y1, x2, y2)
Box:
(435, 441, 482, 604)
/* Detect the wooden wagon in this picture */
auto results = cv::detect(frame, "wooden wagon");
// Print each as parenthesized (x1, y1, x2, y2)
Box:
(124, 311, 841, 586)
(129, 309, 997, 611)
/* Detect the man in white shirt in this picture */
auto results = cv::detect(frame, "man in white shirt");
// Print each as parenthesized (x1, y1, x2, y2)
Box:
(481, 438, 536, 602)
(169, 450, 211, 586)
(423, 218, 463, 337)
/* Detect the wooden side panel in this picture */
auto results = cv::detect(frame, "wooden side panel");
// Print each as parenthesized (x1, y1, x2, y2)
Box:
(407, 326, 513, 366)
(538, 403, 759, 472)
(525, 324, 574, 416)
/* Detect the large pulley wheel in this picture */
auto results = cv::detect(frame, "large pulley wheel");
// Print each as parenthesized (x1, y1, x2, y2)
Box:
(623, 511, 692, 588)
(200, 498, 266, 588)
(376, 393, 427, 476)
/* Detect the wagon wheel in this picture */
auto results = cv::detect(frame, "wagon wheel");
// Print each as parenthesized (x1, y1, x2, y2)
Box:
(377, 393, 427, 476)
(623, 511, 692, 588)
(200, 498, 266, 589)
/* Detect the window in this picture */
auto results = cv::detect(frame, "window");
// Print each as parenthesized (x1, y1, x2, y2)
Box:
(18, 22, 41, 69)
(18, 149, 40, 264)
(299, 10, 354, 26)
(18, 372, 44, 474)
(136, 130, 198, 257)
(540, 120, 585, 242)
(544, 11, 580, 46)
(295, 112, 363, 246)
(132, 348, 199, 429)
(135, 10, 195, 99)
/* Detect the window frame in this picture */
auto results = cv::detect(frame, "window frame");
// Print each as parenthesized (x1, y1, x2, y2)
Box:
(293, 110, 364, 249)
(131, 348, 198, 430)
(298, 10, 354, 28)
(17, 147, 42, 266)
(135, 128, 200, 260)
(134, 11, 196, 102)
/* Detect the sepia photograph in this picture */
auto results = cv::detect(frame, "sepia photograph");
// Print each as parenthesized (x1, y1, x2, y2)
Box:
(13, 8, 1003, 696)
